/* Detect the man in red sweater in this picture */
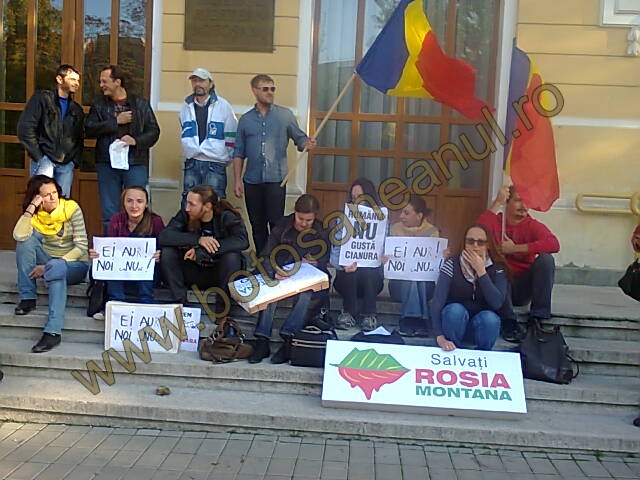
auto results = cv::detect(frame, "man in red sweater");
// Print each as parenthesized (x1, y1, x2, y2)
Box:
(478, 185, 560, 342)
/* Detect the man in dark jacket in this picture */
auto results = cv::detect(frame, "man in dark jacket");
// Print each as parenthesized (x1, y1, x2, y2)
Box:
(85, 65, 160, 233)
(249, 194, 330, 364)
(17, 64, 84, 197)
(158, 184, 248, 312)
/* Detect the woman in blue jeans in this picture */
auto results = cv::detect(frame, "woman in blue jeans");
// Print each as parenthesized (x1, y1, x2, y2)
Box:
(430, 223, 508, 351)
(13, 175, 90, 353)
(89, 186, 164, 318)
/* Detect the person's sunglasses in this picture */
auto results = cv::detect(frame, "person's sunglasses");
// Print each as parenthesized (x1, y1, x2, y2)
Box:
(465, 237, 488, 246)
(258, 86, 276, 92)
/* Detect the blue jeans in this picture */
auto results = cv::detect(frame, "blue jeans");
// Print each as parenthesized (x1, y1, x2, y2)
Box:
(107, 280, 154, 304)
(30, 157, 75, 197)
(96, 163, 149, 234)
(254, 290, 312, 339)
(441, 303, 500, 351)
(389, 280, 434, 321)
(16, 231, 89, 334)
(182, 159, 227, 208)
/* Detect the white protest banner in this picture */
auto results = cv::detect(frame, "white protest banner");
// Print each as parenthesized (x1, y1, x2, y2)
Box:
(384, 236, 448, 281)
(229, 262, 329, 314)
(181, 307, 202, 352)
(322, 340, 526, 418)
(338, 204, 388, 268)
(92, 237, 156, 281)
(105, 301, 183, 353)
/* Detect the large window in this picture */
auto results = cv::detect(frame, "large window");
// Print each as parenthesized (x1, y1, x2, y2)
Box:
(308, 0, 500, 239)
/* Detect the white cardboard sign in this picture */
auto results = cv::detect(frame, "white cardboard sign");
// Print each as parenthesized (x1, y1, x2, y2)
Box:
(383, 236, 448, 281)
(322, 340, 526, 417)
(181, 307, 202, 352)
(229, 262, 329, 314)
(92, 237, 156, 281)
(105, 301, 183, 353)
(338, 204, 388, 268)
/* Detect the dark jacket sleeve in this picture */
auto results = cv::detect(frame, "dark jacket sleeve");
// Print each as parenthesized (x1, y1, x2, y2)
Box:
(430, 259, 454, 338)
(260, 220, 289, 278)
(17, 93, 45, 161)
(477, 265, 508, 311)
(158, 211, 199, 247)
(133, 97, 160, 150)
(67, 104, 85, 167)
(85, 101, 118, 138)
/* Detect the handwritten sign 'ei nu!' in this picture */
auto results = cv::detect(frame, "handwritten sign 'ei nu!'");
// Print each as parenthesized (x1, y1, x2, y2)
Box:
(384, 236, 448, 281)
(92, 237, 156, 281)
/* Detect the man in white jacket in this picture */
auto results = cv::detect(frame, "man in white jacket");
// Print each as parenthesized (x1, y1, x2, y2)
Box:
(179, 68, 237, 207)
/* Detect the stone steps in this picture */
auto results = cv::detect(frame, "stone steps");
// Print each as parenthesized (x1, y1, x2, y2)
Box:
(0, 375, 637, 454)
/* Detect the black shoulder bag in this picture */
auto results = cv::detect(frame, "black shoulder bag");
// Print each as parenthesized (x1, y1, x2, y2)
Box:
(519, 323, 579, 384)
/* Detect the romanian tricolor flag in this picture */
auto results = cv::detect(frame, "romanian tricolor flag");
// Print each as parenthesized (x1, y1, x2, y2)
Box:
(355, 0, 493, 119)
(504, 43, 559, 212)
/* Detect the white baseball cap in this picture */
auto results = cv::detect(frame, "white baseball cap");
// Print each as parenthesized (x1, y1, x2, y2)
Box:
(189, 68, 212, 81)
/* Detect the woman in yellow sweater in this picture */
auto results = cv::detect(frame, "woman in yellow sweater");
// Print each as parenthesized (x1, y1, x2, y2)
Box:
(388, 195, 439, 337)
(13, 175, 89, 353)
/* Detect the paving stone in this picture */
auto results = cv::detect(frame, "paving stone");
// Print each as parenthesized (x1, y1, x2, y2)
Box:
(30, 446, 67, 464)
(298, 443, 324, 461)
(185, 455, 218, 474)
(349, 447, 374, 463)
(450, 453, 480, 470)
(549, 459, 584, 477)
(55, 447, 94, 465)
(204, 432, 229, 440)
(19, 424, 46, 431)
(238, 456, 270, 476)
(32, 462, 75, 480)
(123, 435, 156, 452)
(229, 433, 254, 441)
(136, 429, 161, 437)
(5, 461, 47, 480)
(347, 462, 374, 478)
(475, 454, 505, 471)
(64, 464, 101, 480)
(279, 436, 303, 444)
(426, 469, 457, 480)
(178, 470, 209, 480)
(135, 451, 171, 469)
(208, 459, 242, 478)
(96, 434, 132, 450)
(81, 449, 119, 468)
(181, 432, 206, 439)
(526, 457, 559, 475)
(112, 428, 137, 436)
(293, 458, 322, 477)
(106, 449, 144, 469)
(120, 467, 157, 480)
(448, 447, 474, 454)
(320, 460, 348, 480)
(425, 452, 453, 470)
(497, 449, 524, 457)
(400, 465, 430, 479)
(171, 437, 204, 455)
(221, 439, 251, 457)
(422, 445, 449, 453)
(267, 457, 296, 476)
(457, 469, 484, 480)
(273, 442, 301, 459)
(547, 453, 574, 460)
(374, 446, 400, 465)
(323, 444, 348, 463)
(577, 460, 613, 477)
(159, 453, 193, 472)
(195, 438, 227, 458)
(46, 430, 86, 449)
(398, 446, 427, 466)
(150, 469, 184, 480)
(158, 431, 183, 438)
(145, 436, 181, 454)
(500, 455, 533, 473)
(572, 454, 597, 461)
(92, 466, 130, 480)
(600, 460, 638, 478)
(76, 432, 111, 451)
(325, 440, 349, 447)
(374, 462, 402, 478)
(0, 460, 21, 478)
(88, 427, 114, 435)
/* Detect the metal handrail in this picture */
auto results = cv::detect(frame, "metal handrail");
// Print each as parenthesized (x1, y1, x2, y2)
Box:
(575, 192, 640, 215)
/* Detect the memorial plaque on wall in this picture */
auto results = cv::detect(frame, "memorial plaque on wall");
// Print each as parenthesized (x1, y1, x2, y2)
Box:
(184, 0, 275, 52)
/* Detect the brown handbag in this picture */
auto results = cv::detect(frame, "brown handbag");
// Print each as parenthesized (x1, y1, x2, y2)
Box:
(198, 317, 254, 363)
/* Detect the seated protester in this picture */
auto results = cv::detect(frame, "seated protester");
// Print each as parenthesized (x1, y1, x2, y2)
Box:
(388, 195, 438, 337)
(158, 184, 248, 310)
(431, 224, 507, 352)
(249, 194, 330, 364)
(13, 175, 89, 353)
(331, 178, 384, 332)
(478, 185, 560, 342)
(89, 186, 164, 318)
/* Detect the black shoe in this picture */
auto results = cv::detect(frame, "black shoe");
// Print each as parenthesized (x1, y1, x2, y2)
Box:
(398, 318, 415, 337)
(15, 299, 36, 316)
(502, 325, 525, 343)
(248, 337, 270, 364)
(31, 332, 61, 353)
(271, 336, 292, 364)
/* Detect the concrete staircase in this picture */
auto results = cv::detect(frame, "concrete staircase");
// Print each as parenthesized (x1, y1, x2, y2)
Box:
(0, 269, 638, 454)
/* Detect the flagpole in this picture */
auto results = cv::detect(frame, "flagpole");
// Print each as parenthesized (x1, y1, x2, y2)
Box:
(280, 73, 357, 188)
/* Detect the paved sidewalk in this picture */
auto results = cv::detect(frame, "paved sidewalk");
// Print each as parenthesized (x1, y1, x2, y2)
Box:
(0, 423, 637, 480)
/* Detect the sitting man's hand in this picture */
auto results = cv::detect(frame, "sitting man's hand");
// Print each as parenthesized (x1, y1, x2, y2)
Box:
(198, 236, 220, 254)
(183, 248, 196, 261)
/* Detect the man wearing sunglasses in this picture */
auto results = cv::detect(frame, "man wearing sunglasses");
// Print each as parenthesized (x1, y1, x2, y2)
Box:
(232, 74, 316, 254)
(478, 185, 560, 342)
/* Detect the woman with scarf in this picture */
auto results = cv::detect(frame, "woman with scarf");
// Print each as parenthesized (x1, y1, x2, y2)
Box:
(430, 223, 508, 351)
(13, 175, 89, 353)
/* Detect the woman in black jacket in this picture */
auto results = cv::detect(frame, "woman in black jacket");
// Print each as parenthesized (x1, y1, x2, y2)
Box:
(431, 223, 508, 351)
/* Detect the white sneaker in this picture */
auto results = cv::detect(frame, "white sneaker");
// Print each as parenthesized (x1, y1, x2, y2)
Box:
(93, 311, 105, 321)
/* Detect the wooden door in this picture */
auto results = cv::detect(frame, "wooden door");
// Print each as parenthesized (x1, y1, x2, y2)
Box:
(0, 0, 153, 248)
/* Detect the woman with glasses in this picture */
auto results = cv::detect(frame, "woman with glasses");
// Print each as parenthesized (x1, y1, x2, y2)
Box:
(430, 223, 508, 351)
(387, 195, 439, 337)
(13, 175, 90, 353)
